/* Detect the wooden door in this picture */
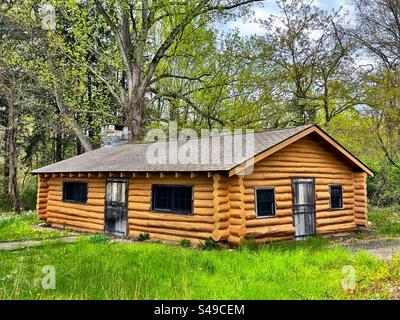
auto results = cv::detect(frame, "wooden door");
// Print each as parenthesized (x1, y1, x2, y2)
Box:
(292, 178, 316, 237)
(105, 179, 128, 236)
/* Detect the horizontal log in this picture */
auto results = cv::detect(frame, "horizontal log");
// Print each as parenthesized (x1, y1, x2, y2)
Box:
(211, 228, 230, 241)
(193, 207, 215, 216)
(256, 160, 351, 170)
(227, 235, 245, 245)
(248, 235, 293, 244)
(129, 189, 151, 197)
(229, 209, 245, 219)
(47, 200, 104, 213)
(245, 216, 293, 227)
(47, 217, 103, 231)
(50, 223, 100, 234)
(193, 199, 216, 208)
(317, 215, 355, 227)
(195, 185, 214, 192)
(355, 219, 367, 227)
(127, 202, 151, 211)
(195, 192, 214, 200)
(128, 212, 214, 223)
(129, 196, 151, 204)
(128, 230, 203, 245)
(214, 212, 230, 222)
(129, 225, 211, 240)
(316, 210, 354, 219)
(246, 224, 295, 238)
(128, 218, 214, 232)
(48, 212, 103, 226)
(215, 220, 230, 230)
(317, 222, 357, 235)
(47, 205, 104, 219)
(229, 225, 246, 237)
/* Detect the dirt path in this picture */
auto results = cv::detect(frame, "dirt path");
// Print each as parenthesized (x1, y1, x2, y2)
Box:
(342, 239, 400, 260)
(0, 236, 77, 251)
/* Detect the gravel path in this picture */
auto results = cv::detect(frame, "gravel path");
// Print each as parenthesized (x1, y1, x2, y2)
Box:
(342, 239, 400, 260)
(0, 236, 77, 251)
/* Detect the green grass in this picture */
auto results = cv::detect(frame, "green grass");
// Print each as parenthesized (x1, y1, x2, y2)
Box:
(0, 208, 399, 299)
(0, 236, 398, 300)
(0, 212, 70, 242)
(368, 205, 400, 238)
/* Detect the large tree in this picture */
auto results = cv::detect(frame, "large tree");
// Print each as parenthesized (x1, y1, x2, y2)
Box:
(88, 0, 262, 139)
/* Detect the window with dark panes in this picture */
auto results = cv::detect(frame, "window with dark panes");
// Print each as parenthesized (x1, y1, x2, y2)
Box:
(63, 182, 88, 204)
(330, 185, 343, 209)
(256, 188, 276, 217)
(152, 185, 192, 214)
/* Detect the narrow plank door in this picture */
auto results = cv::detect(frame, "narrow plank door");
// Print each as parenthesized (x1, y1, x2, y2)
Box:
(292, 178, 316, 237)
(105, 179, 128, 236)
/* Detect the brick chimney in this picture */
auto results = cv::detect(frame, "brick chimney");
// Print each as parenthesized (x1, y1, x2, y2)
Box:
(100, 124, 129, 147)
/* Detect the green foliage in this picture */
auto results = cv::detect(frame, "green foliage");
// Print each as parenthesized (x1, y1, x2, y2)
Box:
(88, 234, 110, 244)
(20, 186, 37, 211)
(179, 239, 191, 248)
(200, 237, 219, 250)
(368, 206, 400, 237)
(0, 193, 13, 212)
(0, 212, 68, 241)
(137, 232, 150, 242)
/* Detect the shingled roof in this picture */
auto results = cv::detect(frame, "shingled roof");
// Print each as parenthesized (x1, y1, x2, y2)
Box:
(31, 124, 373, 176)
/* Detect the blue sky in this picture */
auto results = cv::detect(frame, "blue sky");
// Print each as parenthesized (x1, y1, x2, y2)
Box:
(226, 0, 351, 35)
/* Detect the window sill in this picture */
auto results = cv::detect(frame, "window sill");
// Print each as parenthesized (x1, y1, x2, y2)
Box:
(256, 214, 276, 219)
(63, 200, 88, 205)
(151, 209, 193, 216)
(329, 207, 345, 211)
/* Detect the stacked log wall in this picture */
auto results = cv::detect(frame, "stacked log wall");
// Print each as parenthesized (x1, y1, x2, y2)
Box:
(128, 173, 215, 244)
(226, 176, 246, 245)
(36, 175, 49, 220)
(45, 177, 105, 232)
(353, 172, 368, 227)
(242, 134, 358, 243)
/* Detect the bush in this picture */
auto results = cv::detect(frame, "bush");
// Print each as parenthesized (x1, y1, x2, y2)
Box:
(88, 234, 110, 244)
(180, 239, 191, 248)
(21, 187, 37, 211)
(0, 193, 13, 212)
(137, 232, 150, 242)
(200, 237, 219, 250)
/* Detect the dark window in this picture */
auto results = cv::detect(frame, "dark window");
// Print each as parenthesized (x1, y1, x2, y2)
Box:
(330, 185, 343, 209)
(256, 188, 276, 217)
(152, 185, 192, 214)
(63, 182, 88, 204)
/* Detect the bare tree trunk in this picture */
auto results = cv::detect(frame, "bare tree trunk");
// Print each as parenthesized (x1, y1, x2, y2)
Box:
(53, 81, 93, 152)
(55, 131, 62, 162)
(125, 93, 146, 141)
(6, 95, 21, 212)
(2, 128, 9, 194)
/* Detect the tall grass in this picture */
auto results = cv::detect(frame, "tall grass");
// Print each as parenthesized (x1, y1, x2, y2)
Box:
(0, 212, 69, 242)
(0, 237, 390, 300)
(369, 206, 400, 237)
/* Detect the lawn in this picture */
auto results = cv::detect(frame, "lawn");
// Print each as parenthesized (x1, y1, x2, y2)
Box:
(0, 209, 400, 300)
(0, 212, 70, 242)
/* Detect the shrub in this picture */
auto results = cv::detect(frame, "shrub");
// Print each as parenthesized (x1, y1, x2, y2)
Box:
(0, 193, 14, 212)
(180, 239, 191, 248)
(137, 232, 150, 242)
(200, 237, 219, 250)
(88, 234, 110, 244)
(21, 187, 37, 211)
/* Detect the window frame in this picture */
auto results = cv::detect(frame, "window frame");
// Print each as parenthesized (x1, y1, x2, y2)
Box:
(254, 187, 276, 218)
(151, 184, 194, 215)
(329, 184, 344, 210)
(62, 181, 88, 204)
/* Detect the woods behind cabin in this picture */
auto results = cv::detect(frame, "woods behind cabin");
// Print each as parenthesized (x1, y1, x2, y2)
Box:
(1, 0, 400, 212)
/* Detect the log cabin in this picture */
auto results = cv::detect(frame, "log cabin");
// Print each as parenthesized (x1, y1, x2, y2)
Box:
(32, 124, 373, 245)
